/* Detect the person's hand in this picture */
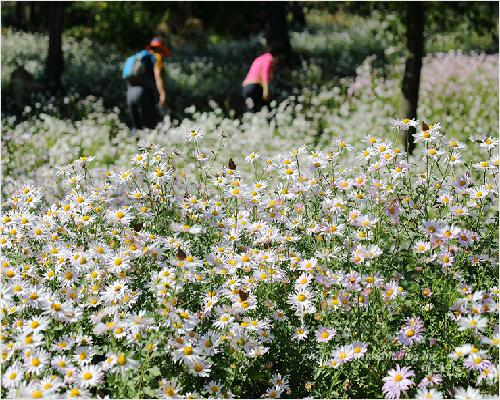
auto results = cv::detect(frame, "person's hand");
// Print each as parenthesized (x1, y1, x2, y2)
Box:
(262, 94, 269, 101)
(159, 94, 166, 107)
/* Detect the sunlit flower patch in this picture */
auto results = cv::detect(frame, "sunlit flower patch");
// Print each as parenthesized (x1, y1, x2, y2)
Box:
(0, 119, 498, 398)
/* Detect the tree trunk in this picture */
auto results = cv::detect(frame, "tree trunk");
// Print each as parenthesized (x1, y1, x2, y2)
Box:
(266, 2, 292, 60)
(290, 2, 306, 30)
(30, 2, 42, 31)
(46, 2, 64, 91)
(15, 2, 25, 29)
(401, 2, 425, 155)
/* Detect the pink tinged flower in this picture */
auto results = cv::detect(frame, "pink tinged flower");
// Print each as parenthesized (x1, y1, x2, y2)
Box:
(396, 318, 425, 346)
(452, 174, 471, 192)
(463, 353, 492, 371)
(392, 349, 406, 361)
(385, 202, 400, 221)
(343, 271, 362, 291)
(315, 326, 336, 343)
(439, 225, 460, 241)
(414, 241, 430, 254)
(418, 373, 442, 388)
(396, 328, 423, 346)
(382, 364, 415, 399)
(448, 303, 466, 321)
(437, 192, 454, 206)
(383, 281, 400, 302)
(350, 341, 368, 359)
(456, 230, 472, 246)
(437, 251, 454, 267)
(476, 364, 498, 385)
(458, 285, 472, 295)
(470, 254, 484, 266)
(422, 221, 441, 236)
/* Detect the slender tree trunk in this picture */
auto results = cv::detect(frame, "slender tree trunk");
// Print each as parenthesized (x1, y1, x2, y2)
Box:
(15, 2, 25, 29)
(46, 2, 64, 91)
(401, 2, 425, 155)
(266, 1, 292, 59)
(31, 2, 42, 31)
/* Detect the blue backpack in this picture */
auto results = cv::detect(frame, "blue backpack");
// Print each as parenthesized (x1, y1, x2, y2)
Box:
(122, 50, 150, 83)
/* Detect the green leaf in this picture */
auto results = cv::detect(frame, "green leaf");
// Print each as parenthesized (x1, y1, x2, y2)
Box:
(147, 365, 161, 378)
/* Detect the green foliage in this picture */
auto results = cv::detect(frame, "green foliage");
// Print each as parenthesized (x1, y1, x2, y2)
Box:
(64, 2, 167, 52)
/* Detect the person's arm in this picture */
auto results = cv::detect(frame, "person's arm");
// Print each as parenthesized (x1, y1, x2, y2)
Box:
(262, 81, 269, 101)
(261, 56, 273, 101)
(154, 59, 166, 107)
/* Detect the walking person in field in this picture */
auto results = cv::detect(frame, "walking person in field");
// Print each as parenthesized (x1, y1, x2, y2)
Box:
(242, 46, 280, 112)
(123, 37, 170, 131)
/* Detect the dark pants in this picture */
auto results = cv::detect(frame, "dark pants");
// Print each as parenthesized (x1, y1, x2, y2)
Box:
(242, 83, 265, 112)
(127, 85, 158, 131)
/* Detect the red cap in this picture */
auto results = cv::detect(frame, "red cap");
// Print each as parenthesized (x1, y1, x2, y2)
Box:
(147, 37, 170, 57)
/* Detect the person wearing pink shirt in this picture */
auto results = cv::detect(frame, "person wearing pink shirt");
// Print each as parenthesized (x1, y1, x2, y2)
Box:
(242, 48, 279, 112)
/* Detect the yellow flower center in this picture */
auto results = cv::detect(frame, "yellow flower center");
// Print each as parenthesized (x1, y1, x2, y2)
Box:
(194, 363, 204, 372)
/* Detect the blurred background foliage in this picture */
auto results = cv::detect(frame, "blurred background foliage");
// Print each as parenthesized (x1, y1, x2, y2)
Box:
(2, 1, 497, 53)
(1, 1, 498, 122)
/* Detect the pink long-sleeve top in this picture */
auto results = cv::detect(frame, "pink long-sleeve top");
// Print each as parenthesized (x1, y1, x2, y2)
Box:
(243, 53, 274, 85)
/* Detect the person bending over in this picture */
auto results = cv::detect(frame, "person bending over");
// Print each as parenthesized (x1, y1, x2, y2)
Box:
(242, 47, 279, 112)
